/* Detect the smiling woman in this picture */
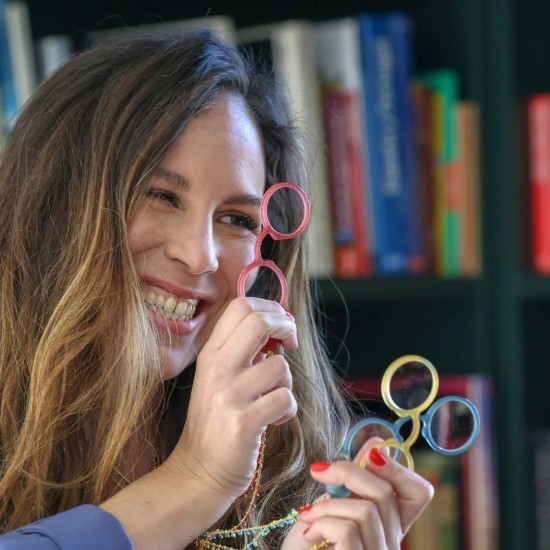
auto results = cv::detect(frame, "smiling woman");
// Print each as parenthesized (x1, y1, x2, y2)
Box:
(0, 30, 433, 549)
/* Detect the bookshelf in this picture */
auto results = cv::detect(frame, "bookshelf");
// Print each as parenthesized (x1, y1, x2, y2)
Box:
(22, 0, 544, 548)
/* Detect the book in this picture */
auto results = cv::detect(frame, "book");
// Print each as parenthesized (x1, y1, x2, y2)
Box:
(5, 0, 37, 110)
(531, 429, 550, 550)
(237, 20, 334, 277)
(0, 0, 19, 134)
(411, 81, 437, 274)
(314, 17, 372, 277)
(358, 12, 423, 275)
(418, 70, 461, 277)
(527, 94, 550, 274)
(37, 34, 74, 80)
(406, 451, 461, 550)
(86, 15, 236, 46)
(457, 101, 482, 277)
(387, 13, 424, 274)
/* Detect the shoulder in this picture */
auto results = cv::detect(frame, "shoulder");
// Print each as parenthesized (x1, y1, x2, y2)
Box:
(0, 505, 133, 549)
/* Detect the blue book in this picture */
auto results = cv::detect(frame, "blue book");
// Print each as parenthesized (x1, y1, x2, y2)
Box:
(358, 12, 422, 274)
(387, 12, 424, 273)
(0, 0, 19, 134)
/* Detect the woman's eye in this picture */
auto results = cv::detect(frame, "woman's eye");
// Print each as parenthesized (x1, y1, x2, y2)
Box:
(221, 213, 261, 232)
(146, 189, 179, 206)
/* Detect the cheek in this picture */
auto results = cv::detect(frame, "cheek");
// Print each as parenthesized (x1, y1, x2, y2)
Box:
(127, 209, 159, 257)
(224, 240, 258, 295)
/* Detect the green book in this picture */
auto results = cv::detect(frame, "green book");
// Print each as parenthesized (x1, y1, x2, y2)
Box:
(418, 69, 460, 277)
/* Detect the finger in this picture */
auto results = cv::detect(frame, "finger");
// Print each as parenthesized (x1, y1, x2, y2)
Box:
(302, 516, 376, 550)
(247, 386, 297, 427)
(201, 303, 297, 377)
(309, 459, 402, 546)
(300, 498, 391, 550)
(231, 354, 293, 404)
(220, 315, 295, 368)
(360, 445, 434, 532)
(206, 297, 292, 351)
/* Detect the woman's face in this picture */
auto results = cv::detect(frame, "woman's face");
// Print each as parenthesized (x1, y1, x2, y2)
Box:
(128, 94, 266, 379)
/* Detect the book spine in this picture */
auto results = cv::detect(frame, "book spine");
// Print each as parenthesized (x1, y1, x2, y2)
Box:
(5, 1, 37, 108)
(0, 0, 19, 133)
(271, 22, 335, 277)
(37, 34, 74, 80)
(359, 14, 408, 274)
(531, 429, 550, 549)
(387, 12, 425, 274)
(457, 101, 482, 276)
(527, 94, 550, 274)
(315, 18, 372, 277)
(419, 70, 461, 277)
(322, 92, 372, 276)
(412, 81, 437, 274)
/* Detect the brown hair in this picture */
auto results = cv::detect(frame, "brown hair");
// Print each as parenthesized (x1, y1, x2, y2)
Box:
(0, 31, 349, 544)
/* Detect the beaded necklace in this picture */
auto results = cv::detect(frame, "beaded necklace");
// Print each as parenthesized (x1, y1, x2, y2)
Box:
(193, 432, 331, 550)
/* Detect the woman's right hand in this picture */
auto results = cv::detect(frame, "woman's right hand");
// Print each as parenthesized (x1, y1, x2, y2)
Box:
(166, 296, 299, 503)
(100, 297, 298, 549)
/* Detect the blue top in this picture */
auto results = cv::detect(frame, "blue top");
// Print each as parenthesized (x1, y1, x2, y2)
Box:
(0, 505, 133, 549)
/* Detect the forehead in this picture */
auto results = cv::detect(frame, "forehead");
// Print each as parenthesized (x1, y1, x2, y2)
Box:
(159, 94, 266, 196)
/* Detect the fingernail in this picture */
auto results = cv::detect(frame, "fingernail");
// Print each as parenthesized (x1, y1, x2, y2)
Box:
(303, 527, 310, 536)
(310, 462, 331, 472)
(298, 504, 313, 516)
(369, 448, 387, 466)
(284, 309, 295, 320)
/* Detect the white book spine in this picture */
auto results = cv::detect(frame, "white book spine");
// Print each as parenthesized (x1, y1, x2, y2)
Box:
(6, 0, 36, 108)
(270, 21, 334, 277)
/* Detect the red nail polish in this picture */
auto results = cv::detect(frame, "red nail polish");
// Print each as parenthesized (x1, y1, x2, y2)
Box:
(298, 504, 313, 516)
(310, 462, 331, 472)
(369, 447, 387, 466)
(303, 527, 310, 536)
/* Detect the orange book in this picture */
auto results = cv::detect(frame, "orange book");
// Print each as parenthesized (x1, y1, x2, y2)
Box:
(527, 94, 550, 274)
(457, 101, 482, 276)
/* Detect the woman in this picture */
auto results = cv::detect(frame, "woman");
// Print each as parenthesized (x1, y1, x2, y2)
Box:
(0, 31, 433, 548)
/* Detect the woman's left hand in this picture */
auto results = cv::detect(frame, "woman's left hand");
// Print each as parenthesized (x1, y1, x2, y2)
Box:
(281, 438, 434, 550)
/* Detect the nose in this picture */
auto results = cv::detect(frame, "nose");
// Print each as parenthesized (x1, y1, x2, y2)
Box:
(164, 219, 219, 274)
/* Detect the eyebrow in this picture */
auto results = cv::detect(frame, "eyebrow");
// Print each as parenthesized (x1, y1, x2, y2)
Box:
(152, 166, 191, 191)
(152, 166, 264, 207)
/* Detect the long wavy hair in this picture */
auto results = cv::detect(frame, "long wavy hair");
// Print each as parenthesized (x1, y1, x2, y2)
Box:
(0, 31, 350, 545)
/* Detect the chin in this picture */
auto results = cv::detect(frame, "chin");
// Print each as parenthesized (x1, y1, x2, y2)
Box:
(159, 349, 196, 381)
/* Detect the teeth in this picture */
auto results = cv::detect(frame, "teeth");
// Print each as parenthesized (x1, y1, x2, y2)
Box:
(175, 301, 189, 315)
(144, 290, 198, 321)
(164, 297, 176, 313)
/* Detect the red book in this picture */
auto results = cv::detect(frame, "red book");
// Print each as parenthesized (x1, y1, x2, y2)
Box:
(527, 94, 550, 274)
(323, 91, 372, 276)
(315, 18, 373, 277)
(412, 82, 437, 274)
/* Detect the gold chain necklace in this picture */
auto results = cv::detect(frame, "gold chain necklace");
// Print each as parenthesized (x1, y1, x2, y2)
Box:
(111, 444, 161, 489)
